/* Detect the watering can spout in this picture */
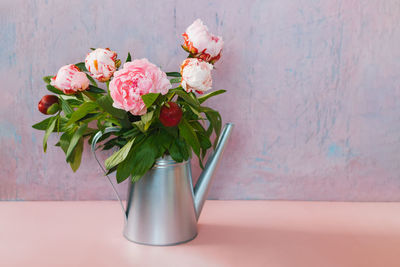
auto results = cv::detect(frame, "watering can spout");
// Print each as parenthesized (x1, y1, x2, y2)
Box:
(193, 123, 234, 220)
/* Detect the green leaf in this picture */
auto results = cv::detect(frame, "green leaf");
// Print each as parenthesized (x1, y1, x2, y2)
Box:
(126, 52, 132, 63)
(66, 124, 88, 162)
(87, 85, 106, 94)
(198, 89, 226, 104)
(141, 110, 154, 131)
(81, 91, 98, 101)
(153, 129, 173, 158)
(170, 78, 181, 84)
(129, 136, 158, 180)
(43, 76, 53, 84)
(176, 138, 190, 159)
(80, 113, 100, 125)
(103, 116, 121, 127)
(67, 102, 98, 125)
(169, 139, 183, 162)
(131, 174, 143, 183)
(121, 127, 140, 139)
(166, 72, 181, 77)
(46, 84, 65, 95)
(105, 138, 135, 170)
(86, 74, 98, 87)
(33, 116, 69, 132)
(132, 121, 145, 133)
(33, 117, 54, 130)
(75, 62, 88, 72)
(59, 97, 73, 115)
(43, 115, 58, 152)
(106, 166, 117, 175)
(164, 124, 179, 138)
(66, 98, 84, 106)
(141, 93, 160, 108)
(69, 137, 84, 172)
(169, 138, 189, 162)
(116, 135, 146, 183)
(156, 129, 173, 149)
(190, 121, 206, 133)
(187, 103, 202, 119)
(201, 107, 222, 148)
(58, 132, 72, 154)
(172, 88, 199, 109)
(178, 118, 200, 157)
(96, 95, 126, 119)
(197, 131, 212, 150)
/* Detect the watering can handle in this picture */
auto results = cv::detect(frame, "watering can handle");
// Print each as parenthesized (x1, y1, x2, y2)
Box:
(91, 127, 127, 223)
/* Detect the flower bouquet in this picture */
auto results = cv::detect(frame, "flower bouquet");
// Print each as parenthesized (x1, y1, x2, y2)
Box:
(33, 19, 226, 184)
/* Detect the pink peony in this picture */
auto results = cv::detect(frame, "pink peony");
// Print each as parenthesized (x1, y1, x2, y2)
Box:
(109, 58, 171, 116)
(85, 48, 118, 82)
(180, 58, 213, 93)
(50, 64, 89, 94)
(182, 19, 224, 64)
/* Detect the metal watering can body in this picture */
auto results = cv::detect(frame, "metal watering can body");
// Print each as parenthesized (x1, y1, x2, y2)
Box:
(92, 123, 233, 246)
(124, 157, 198, 245)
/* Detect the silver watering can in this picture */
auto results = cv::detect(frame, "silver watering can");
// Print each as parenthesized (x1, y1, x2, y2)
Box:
(91, 123, 233, 246)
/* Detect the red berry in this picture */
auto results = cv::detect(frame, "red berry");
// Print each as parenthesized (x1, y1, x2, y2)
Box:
(38, 95, 59, 115)
(159, 102, 183, 127)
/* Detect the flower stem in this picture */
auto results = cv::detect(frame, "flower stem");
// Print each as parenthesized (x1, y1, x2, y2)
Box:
(167, 92, 176, 102)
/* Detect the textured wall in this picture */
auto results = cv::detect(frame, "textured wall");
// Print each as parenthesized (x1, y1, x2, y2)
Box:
(1, 0, 400, 201)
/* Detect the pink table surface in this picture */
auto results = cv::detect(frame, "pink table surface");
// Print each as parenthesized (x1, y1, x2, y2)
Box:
(1, 200, 400, 267)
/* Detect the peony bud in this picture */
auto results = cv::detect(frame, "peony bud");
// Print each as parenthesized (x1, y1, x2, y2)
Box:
(38, 95, 59, 115)
(85, 48, 118, 82)
(159, 102, 183, 127)
(50, 64, 89, 94)
(182, 19, 223, 64)
(180, 58, 213, 93)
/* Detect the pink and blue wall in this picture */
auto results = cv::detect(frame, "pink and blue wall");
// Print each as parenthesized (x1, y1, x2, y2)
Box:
(1, 0, 400, 201)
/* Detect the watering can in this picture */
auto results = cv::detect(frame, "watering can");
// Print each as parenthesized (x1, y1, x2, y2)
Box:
(91, 123, 233, 246)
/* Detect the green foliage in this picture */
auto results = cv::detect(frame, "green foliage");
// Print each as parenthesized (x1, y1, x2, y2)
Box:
(69, 138, 84, 172)
(33, 117, 55, 131)
(87, 85, 105, 94)
(141, 110, 154, 131)
(169, 138, 189, 162)
(169, 78, 182, 84)
(43, 115, 58, 152)
(129, 136, 159, 182)
(75, 62, 88, 72)
(115, 135, 146, 183)
(66, 123, 88, 162)
(198, 89, 226, 104)
(141, 93, 160, 108)
(172, 88, 200, 109)
(86, 76, 98, 87)
(67, 102, 98, 125)
(96, 95, 126, 119)
(43, 76, 53, 84)
(166, 72, 181, 77)
(126, 52, 132, 62)
(179, 118, 200, 157)
(59, 97, 73, 115)
(105, 138, 135, 170)
(46, 85, 64, 95)
(33, 60, 226, 181)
